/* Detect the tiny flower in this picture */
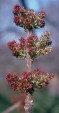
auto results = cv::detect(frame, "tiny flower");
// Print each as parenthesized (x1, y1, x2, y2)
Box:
(14, 15, 20, 25)
(39, 20, 45, 28)
(13, 4, 20, 15)
(38, 11, 46, 19)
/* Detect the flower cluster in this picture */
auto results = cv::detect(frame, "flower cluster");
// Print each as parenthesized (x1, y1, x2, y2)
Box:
(37, 31, 52, 55)
(26, 35, 38, 59)
(6, 73, 18, 91)
(8, 32, 52, 60)
(8, 38, 26, 58)
(13, 4, 45, 30)
(6, 69, 54, 94)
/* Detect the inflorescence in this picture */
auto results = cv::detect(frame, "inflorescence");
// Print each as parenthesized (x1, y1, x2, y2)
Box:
(6, 4, 54, 95)
(6, 68, 54, 94)
(8, 32, 52, 60)
(13, 4, 45, 30)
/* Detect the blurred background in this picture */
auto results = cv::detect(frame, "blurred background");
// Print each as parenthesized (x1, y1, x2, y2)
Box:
(0, 0, 59, 113)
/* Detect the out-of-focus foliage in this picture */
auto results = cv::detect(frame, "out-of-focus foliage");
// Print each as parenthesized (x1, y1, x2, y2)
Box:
(32, 89, 59, 113)
(0, 88, 59, 113)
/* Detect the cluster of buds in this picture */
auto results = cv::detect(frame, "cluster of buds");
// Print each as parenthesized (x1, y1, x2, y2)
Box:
(6, 73, 18, 91)
(8, 32, 52, 60)
(6, 68, 54, 94)
(37, 31, 52, 55)
(13, 4, 46, 30)
(26, 35, 38, 59)
(8, 38, 26, 58)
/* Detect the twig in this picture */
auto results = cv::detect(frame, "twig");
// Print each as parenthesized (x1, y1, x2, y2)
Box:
(25, 31, 32, 72)
(2, 101, 20, 113)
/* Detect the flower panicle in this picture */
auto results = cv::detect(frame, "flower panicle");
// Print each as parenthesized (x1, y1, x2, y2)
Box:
(6, 69, 54, 94)
(8, 32, 52, 60)
(13, 4, 46, 30)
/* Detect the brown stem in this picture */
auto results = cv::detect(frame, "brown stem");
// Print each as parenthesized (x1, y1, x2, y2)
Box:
(26, 51, 32, 72)
(26, 31, 32, 72)
(19, 31, 32, 113)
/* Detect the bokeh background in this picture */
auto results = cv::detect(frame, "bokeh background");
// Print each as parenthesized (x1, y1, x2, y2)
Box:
(0, 0, 59, 113)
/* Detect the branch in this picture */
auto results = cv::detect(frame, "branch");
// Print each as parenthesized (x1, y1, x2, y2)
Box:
(25, 31, 32, 72)
(2, 101, 20, 113)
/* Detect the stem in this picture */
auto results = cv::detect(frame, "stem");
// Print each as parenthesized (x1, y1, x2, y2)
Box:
(24, 93, 33, 113)
(24, 31, 33, 113)
(26, 51, 32, 72)
(26, 31, 32, 72)
(19, 30, 32, 113)
(19, 31, 33, 113)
